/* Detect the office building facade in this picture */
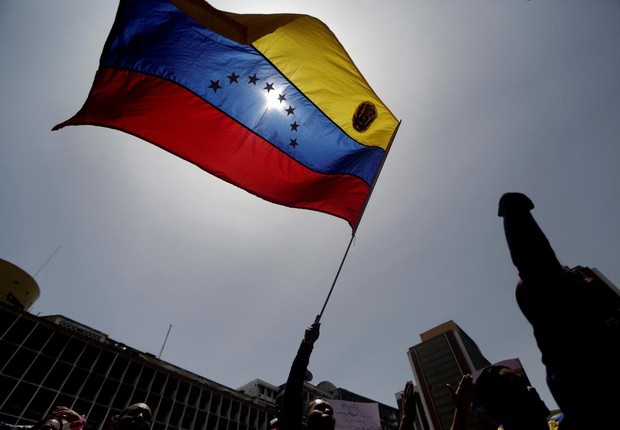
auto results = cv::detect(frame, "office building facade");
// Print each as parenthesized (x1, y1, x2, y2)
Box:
(407, 321, 491, 430)
(0, 303, 275, 430)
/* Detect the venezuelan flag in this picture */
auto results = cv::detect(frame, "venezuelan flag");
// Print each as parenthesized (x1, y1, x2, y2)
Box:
(54, 0, 399, 229)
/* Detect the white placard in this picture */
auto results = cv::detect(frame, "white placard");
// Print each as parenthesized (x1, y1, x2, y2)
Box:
(329, 399, 381, 430)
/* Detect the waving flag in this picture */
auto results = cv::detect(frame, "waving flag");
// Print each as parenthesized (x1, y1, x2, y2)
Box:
(54, 0, 399, 230)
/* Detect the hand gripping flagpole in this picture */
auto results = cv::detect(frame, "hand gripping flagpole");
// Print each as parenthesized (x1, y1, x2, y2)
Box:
(316, 120, 402, 322)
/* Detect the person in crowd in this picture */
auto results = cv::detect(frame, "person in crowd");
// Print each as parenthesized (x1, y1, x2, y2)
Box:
(448, 367, 566, 430)
(0, 406, 86, 430)
(104, 403, 152, 430)
(498, 192, 620, 428)
(280, 318, 335, 430)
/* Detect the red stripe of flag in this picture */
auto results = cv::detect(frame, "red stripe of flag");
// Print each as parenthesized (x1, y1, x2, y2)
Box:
(55, 68, 369, 226)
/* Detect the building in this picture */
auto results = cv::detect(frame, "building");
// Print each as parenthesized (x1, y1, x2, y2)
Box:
(0, 259, 40, 311)
(407, 321, 491, 430)
(571, 265, 620, 298)
(237, 380, 281, 406)
(0, 303, 275, 430)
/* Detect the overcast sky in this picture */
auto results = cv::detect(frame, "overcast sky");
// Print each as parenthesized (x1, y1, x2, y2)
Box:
(1, 0, 619, 413)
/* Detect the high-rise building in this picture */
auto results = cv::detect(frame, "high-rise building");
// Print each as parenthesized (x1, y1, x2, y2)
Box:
(571, 265, 620, 299)
(407, 321, 491, 430)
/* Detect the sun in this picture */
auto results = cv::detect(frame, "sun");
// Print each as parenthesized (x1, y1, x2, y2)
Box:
(262, 81, 289, 112)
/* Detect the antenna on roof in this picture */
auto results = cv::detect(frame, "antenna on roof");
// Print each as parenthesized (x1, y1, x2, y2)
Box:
(34, 246, 61, 278)
(158, 324, 172, 359)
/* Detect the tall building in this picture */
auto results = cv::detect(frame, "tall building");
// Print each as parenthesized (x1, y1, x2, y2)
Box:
(0, 303, 275, 430)
(407, 321, 491, 430)
(571, 265, 620, 299)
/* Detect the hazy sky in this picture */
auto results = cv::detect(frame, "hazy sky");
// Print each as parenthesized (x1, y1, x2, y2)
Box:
(1, 0, 619, 413)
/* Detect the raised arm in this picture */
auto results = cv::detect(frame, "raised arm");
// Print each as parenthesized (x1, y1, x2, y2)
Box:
(281, 318, 321, 430)
(52, 407, 86, 430)
(399, 381, 418, 430)
(447, 374, 474, 430)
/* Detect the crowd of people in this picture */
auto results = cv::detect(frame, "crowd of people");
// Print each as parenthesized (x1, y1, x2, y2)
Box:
(2, 192, 618, 430)
(276, 193, 620, 430)
(0, 403, 151, 430)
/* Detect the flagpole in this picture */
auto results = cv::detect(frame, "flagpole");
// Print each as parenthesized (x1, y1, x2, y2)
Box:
(317, 234, 355, 321)
(316, 120, 402, 322)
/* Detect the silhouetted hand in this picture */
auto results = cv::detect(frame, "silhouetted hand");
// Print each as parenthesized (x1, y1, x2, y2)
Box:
(303, 318, 320, 346)
(52, 406, 86, 428)
(399, 381, 418, 430)
(402, 381, 418, 418)
(447, 374, 474, 412)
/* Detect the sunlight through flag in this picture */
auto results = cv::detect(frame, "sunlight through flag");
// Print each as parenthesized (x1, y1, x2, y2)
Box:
(54, 0, 399, 230)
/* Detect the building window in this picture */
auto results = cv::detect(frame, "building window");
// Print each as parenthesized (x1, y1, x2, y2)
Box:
(230, 400, 240, 422)
(188, 385, 200, 407)
(63, 367, 88, 396)
(4, 382, 37, 416)
(6, 349, 37, 381)
(41, 331, 70, 359)
(221, 397, 231, 418)
(176, 381, 190, 403)
(2, 318, 35, 345)
(182, 406, 197, 429)
(60, 338, 86, 364)
(93, 350, 115, 376)
(23, 353, 54, 384)
(75, 340, 101, 371)
(109, 356, 129, 380)
(199, 390, 211, 410)
(43, 361, 71, 390)
(97, 378, 118, 405)
(210, 394, 221, 414)
(23, 324, 53, 352)
(150, 371, 167, 395)
(164, 377, 179, 398)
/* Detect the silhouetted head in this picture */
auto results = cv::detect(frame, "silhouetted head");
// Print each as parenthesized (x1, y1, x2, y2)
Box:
(475, 366, 549, 430)
(33, 417, 62, 430)
(114, 403, 152, 430)
(304, 398, 335, 430)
